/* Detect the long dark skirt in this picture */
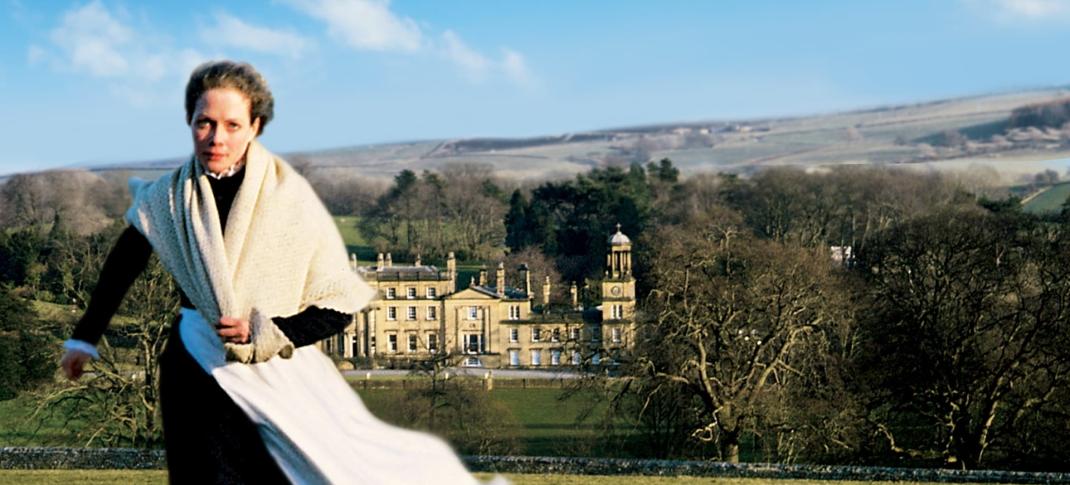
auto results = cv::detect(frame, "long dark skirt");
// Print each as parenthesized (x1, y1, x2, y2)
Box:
(159, 315, 290, 484)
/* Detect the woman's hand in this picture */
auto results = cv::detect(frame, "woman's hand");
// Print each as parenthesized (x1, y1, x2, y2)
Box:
(61, 350, 93, 381)
(216, 316, 251, 344)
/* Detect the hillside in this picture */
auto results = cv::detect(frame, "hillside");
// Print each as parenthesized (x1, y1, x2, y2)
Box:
(87, 87, 1070, 181)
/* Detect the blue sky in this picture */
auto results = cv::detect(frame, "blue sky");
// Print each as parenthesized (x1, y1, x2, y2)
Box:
(2, 0, 1069, 174)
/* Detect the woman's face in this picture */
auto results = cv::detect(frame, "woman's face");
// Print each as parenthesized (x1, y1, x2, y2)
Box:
(190, 88, 261, 175)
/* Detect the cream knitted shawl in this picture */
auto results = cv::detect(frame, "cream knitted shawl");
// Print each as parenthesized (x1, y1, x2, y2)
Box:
(125, 140, 374, 362)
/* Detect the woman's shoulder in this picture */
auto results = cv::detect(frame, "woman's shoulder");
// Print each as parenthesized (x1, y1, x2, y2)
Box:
(267, 152, 318, 198)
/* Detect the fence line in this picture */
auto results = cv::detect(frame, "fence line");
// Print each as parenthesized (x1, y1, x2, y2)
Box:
(348, 378, 568, 391)
(1, 448, 1068, 483)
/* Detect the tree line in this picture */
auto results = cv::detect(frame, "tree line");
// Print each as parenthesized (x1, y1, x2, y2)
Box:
(0, 161, 1067, 471)
(582, 166, 1070, 471)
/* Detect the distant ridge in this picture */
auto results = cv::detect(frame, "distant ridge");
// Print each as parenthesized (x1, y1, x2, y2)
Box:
(54, 86, 1070, 180)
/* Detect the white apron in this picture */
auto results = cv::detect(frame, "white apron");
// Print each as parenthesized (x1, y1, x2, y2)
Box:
(179, 308, 506, 485)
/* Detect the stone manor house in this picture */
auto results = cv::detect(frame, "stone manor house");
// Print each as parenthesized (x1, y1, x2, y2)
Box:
(319, 227, 637, 369)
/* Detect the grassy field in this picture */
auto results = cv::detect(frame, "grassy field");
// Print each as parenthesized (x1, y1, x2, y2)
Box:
(0, 385, 602, 456)
(0, 471, 1007, 485)
(0, 391, 90, 447)
(333, 215, 377, 261)
(354, 386, 608, 457)
(1022, 182, 1070, 214)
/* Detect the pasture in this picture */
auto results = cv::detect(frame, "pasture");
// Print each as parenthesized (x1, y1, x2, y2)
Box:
(1022, 181, 1070, 214)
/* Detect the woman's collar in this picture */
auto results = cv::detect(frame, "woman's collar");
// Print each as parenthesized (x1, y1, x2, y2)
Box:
(205, 159, 246, 180)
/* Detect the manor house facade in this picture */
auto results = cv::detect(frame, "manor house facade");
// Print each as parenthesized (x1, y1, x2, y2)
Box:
(319, 227, 637, 369)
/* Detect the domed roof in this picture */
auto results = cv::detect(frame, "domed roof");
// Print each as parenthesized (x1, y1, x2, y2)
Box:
(608, 223, 631, 246)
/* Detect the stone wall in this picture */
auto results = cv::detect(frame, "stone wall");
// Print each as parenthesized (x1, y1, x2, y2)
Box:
(2, 448, 1068, 483)
(464, 456, 1070, 484)
(0, 447, 164, 470)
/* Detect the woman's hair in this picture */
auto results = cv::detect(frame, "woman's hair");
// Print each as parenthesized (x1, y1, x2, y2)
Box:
(184, 60, 274, 135)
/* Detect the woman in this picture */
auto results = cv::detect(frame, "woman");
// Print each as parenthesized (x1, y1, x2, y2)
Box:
(60, 60, 496, 485)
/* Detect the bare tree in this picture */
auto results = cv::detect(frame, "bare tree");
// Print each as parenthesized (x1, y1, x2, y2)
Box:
(0, 170, 115, 235)
(857, 209, 1070, 469)
(504, 246, 565, 304)
(34, 256, 178, 447)
(440, 165, 507, 260)
(628, 215, 851, 462)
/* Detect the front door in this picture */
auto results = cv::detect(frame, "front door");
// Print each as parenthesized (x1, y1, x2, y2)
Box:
(464, 334, 482, 354)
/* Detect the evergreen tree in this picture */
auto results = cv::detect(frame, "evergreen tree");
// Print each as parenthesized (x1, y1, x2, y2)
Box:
(504, 189, 531, 251)
(0, 287, 52, 400)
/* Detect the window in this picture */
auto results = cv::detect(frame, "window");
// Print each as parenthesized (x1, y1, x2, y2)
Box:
(465, 334, 481, 354)
(531, 328, 541, 343)
(509, 349, 519, 366)
(508, 305, 520, 320)
(386, 288, 396, 299)
(408, 334, 418, 352)
(509, 328, 519, 343)
(426, 287, 437, 298)
(612, 327, 622, 343)
(530, 349, 541, 366)
(610, 304, 622, 319)
(426, 306, 437, 320)
(406, 287, 417, 299)
(407, 306, 417, 321)
(571, 350, 581, 365)
(467, 306, 479, 320)
(569, 328, 580, 341)
(427, 333, 438, 353)
(551, 349, 561, 366)
(387, 306, 397, 321)
(369, 336, 376, 352)
(463, 356, 482, 367)
(592, 326, 602, 342)
(387, 334, 397, 353)
(551, 328, 560, 342)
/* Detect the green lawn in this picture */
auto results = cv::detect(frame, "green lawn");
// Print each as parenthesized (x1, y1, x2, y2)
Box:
(2, 385, 601, 456)
(354, 386, 607, 456)
(333, 216, 376, 261)
(1022, 182, 1070, 214)
(333, 216, 367, 246)
(0, 392, 86, 447)
(0, 471, 1005, 485)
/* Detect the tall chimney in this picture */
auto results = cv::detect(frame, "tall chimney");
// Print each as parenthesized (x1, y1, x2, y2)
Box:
(520, 264, 531, 299)
(350, 253, 358, 270)
(570, 282, 579, 310)
(414, 254, 422, 266)
(386, 253, 393, 267)
(496, 262, 505, 297)
(542, 275, 551, 310)
(447, 252, 457, 293)
(377, 253, 384, 270)
(479, 266, 488, 286)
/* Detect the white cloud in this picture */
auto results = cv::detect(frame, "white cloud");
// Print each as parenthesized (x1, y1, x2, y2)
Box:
(49, 0, 132, 77)
(441, 30, 490, 81)
(285, 0, 535, 87)
(995, 0, 1068, 16)
(967, 0, 1070, 20)
(202, 11, 311, 59)
(282, 0, 422, 52)
(501, 48, 533, 87)
(37, 1, 210, 104)
(439, 32, 537, 87)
